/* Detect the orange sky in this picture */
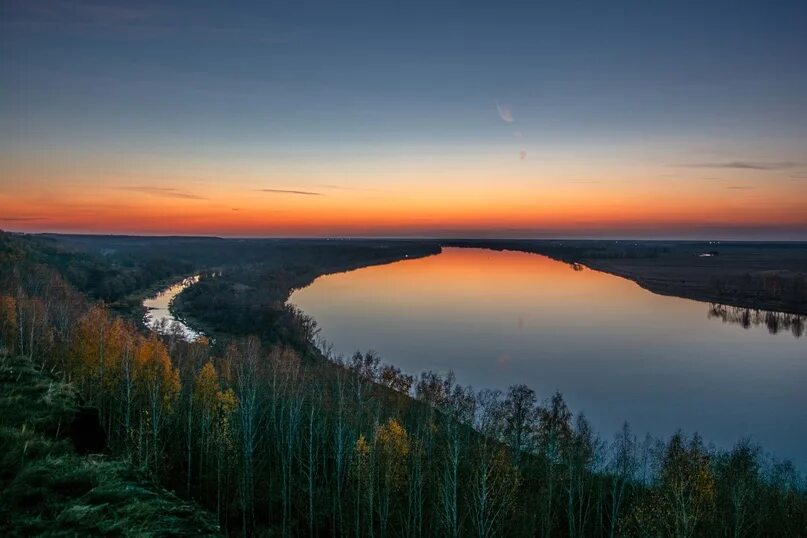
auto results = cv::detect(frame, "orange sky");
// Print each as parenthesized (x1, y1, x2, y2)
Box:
(2, 1, 806, 239)
(2, 152, 805, 238)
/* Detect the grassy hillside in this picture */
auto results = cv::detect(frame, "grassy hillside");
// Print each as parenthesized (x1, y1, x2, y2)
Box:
(0, 354, 220, 537)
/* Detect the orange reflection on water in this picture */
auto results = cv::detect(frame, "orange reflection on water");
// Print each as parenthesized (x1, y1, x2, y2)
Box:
(290, 247, 807, 468)
(311, 247, 643, 315)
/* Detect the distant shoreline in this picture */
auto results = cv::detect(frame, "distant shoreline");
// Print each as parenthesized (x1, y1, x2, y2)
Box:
(443, 239, 807, 316)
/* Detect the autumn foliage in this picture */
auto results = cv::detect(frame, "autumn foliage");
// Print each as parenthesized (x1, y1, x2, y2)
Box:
(1, 232, 805, 537)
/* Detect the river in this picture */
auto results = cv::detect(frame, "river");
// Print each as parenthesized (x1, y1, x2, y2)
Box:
(290, 247, 806, 468)
(143, 275, 203, 341)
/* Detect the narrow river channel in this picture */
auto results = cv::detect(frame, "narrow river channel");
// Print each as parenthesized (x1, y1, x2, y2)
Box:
(143, 275, 202, 340)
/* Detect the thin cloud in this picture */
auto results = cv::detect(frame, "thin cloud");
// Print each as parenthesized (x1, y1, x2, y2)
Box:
(496, 102, 514, 123)
(0, 216, 45, 221)
(318, 184, 387, 193)
(673, 161, 803, 171)
(318, 184, 361, 191)
(125, 186, 207, 200)
(257, 188, 322, 196)
(727, 185, 757, 190)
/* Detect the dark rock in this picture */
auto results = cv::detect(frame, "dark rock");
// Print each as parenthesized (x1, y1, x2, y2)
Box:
(69, 407, 106, 455)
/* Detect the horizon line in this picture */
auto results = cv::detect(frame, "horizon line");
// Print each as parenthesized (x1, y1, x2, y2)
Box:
(6, 230, 807, 243)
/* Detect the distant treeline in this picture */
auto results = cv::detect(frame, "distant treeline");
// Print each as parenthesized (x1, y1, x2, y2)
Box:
(1, 231, 805, 537)
(706, 273, 807, 311)
(0, 232, 194, 309)
(173, 240, 441, 347)
(444, 239, 670, 260)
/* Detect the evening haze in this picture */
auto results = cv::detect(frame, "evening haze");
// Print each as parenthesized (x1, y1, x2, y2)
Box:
(2, 1, 806, 239)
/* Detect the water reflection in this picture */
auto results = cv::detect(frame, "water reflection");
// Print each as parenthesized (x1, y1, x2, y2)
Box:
(290, 247, 806, 469)
(143, 275, 202, 341)
(708, 304, 804, 338)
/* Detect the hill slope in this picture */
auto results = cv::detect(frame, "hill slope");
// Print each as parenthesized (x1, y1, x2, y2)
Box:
(0, 355, 221, 537)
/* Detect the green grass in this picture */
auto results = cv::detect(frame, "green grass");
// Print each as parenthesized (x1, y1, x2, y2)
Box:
(0, 356, 221, 537)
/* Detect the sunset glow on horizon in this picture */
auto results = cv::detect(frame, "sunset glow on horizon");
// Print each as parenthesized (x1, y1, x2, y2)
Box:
(2, 1, 806, 239)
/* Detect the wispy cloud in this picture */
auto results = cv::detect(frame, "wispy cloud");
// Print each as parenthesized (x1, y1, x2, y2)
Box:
(125, 186, 207, 200)
(318, 184, 362, 191)
(727, 185, 757, 190)
(672, 161, 803, 171)
(496, 102, 514, 123)
(318, 184, 387, 193)
(0, 216, 45, 221)
(257, 188, 322, 196)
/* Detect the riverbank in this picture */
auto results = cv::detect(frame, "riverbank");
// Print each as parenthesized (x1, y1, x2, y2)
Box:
(117, 271, 206, 326)
(444, 239, 807, 315)
(171, 240, 442, 350)
(142, 275, 205, 340)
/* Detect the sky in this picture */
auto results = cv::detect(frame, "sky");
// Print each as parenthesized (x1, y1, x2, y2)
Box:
(1, 0, 806, 239)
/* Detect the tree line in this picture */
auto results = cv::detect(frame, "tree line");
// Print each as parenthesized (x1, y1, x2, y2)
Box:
(1, 232, 805, 536)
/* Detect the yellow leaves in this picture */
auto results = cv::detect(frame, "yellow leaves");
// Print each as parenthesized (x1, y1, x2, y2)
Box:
(190, 353, 236, 452)
(351, 420, 412, 490)
(213, 388, 238, 452)
(351, 433, 375, 489)
(696, 465, 716, 505)
(647, 433, 717, 535)
(135, 333, 180, 409)
(375, 418, 410, 461)
(195, 360, 238, 442)
(375, 418, 411, 490)
(69, 305, 131, 394)
(194, 361, 220, 409)
(135, 335, 172, 379)
(216, 387, 238, 416)
(355, 433, 371, 460)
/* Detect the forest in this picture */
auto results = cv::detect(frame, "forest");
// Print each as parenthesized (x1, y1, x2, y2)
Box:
(0, 230, 805, 537)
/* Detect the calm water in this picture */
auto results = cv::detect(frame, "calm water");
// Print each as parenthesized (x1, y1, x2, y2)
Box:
(290, 248, 807, 468)
(143, 275, 202, 340)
